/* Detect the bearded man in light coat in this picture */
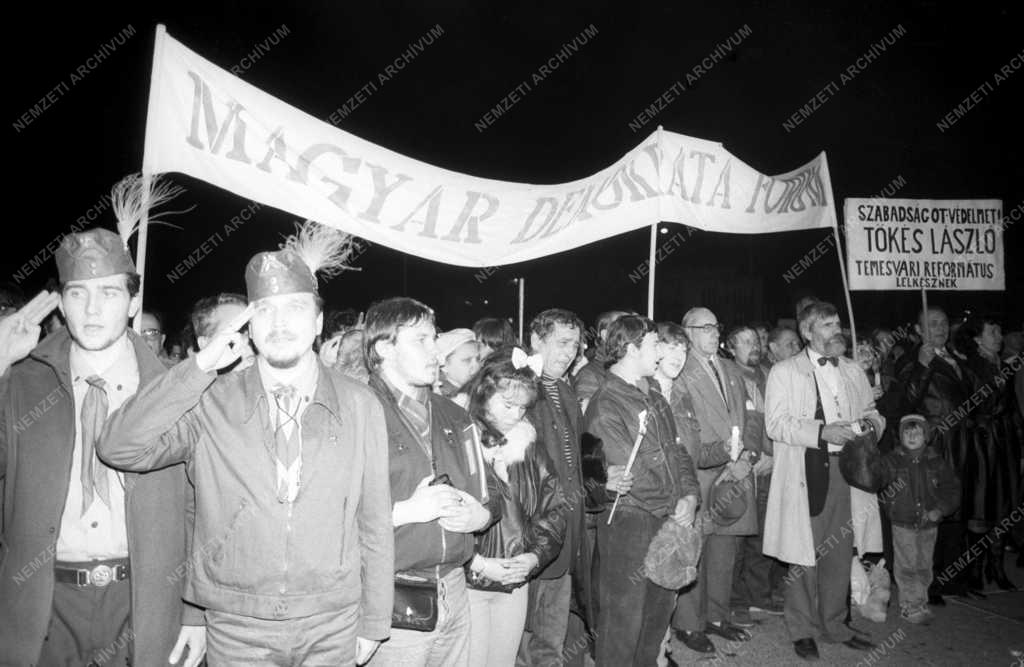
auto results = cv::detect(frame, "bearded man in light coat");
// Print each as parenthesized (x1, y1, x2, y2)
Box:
(763, 301, 884, 661)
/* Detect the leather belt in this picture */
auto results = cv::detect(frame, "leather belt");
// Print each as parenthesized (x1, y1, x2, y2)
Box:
(54, 559, 130, 587)
(828, 451, 842, 457)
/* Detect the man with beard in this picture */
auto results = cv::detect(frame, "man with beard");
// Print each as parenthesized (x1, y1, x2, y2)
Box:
(896, 306, 977, 603)
(518, 308, 595, 667)
(363, 297, 499, 667)
(100, 225, 394, 665)
(764, 301, 883, 660)
(0, 228, 204, 666)
(726, 327, 784, 623)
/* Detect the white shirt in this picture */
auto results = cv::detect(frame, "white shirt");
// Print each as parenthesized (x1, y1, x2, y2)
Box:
(807, 348, 851, 453)
(57, 336, 138, 561)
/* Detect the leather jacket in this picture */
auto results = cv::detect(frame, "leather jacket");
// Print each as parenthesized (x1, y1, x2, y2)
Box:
(467, 420, 567, 592)
(585, 373, 700, 517)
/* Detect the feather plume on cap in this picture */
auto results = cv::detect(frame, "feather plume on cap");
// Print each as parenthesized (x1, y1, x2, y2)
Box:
(111, 173, 192, 248)
(281, 220, 362, 286)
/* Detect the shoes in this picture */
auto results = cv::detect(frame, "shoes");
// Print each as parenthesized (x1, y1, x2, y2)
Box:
(705, 621, 752, 642)
(793, 637, 820, 661)
(673, 629, 715, 654)
(962, 587, 987, 600)
(985, 546, 1018, 591)
(842, 636, 877, 651)
(730, 608, 757, 627)
(927, 592, 946, 606)
(900, 604, 933, 625)
(750, 600, 785, 615)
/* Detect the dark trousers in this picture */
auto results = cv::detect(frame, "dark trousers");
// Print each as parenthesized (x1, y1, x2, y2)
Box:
(931, 520, 967, 594)
(517, 574, 572, 667)
(731, 473, 783, 610)
(595, 506, 676, 667)
(784, 463, 854, 643)
(38, 578, 132, 666)
(673, 533, 739, 631)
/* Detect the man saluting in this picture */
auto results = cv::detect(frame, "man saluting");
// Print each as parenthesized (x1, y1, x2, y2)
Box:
(99, 222, 394, 665)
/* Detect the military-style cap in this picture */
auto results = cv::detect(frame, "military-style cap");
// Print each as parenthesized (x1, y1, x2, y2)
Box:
(55, 228, 136, 283)
(245, 249, 318, 301)
(245, 221, 357, 302)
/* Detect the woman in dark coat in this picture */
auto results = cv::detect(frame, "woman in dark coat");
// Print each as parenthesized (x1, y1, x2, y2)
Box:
(962, 315, 1023, 591)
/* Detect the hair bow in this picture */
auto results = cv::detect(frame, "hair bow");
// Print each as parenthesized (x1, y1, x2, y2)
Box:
(511, 347, 544, 376)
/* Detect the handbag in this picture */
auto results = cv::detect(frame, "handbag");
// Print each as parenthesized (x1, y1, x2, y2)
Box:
(392, 575, 438, 632)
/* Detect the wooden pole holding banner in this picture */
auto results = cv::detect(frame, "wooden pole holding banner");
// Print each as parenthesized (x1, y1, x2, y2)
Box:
(832, 225, 860, 364)
(647, 223, 657, 318)
(135, 24, 168, 333)
(517, 278, 525, 345)
(920, 288, 929, 334)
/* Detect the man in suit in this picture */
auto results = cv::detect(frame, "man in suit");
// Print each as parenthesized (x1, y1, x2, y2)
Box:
(670, 307, 756, 656)
(763, 301, 883, 661)
(0, 228, 204, 666)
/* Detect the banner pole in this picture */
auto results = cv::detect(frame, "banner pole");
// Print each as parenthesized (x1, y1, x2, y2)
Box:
(920, 288, 929, 329)
(833, 225, 859, 364)
(518, 278, 525, 345)
(135, 24, 168, 333)
(647, 223, 657, 318)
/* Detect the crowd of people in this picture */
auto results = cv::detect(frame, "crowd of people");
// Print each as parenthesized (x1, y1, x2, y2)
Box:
(1, 222, 1022, 666)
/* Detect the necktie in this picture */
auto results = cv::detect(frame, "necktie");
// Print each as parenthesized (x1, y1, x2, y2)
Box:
(708, 359, 728, 404)
(817, 356, 839, 367)
(272, 385, 301, 502)
(398, 391, 431, 443)
(80, 375, 111, 515)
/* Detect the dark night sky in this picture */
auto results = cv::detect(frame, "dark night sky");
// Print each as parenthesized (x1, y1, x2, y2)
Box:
(5, 0, 1022, 337)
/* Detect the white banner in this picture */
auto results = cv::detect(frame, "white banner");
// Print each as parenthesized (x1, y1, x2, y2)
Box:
(844, 198, 1004, 291)
(144, 26, 838, 268)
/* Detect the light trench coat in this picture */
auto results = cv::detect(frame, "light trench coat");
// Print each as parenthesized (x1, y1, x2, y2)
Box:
(762, 351, 885, 567)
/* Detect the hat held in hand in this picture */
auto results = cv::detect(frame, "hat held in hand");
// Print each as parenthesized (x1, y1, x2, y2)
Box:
(643, 517, 704, 590)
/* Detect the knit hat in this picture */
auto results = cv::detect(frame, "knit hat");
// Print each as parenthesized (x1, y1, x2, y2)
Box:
(899, 414, 926, 431)
(436, 328, 477, 363)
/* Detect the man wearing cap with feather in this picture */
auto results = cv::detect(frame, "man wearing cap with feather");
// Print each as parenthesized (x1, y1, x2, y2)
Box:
(0, 175, 206, 666)
(99, 221, 394, 665)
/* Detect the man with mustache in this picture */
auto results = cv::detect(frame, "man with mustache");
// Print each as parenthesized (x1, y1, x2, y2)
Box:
(100, 228, 394, 665)
(763, 301, 884, 661)
(726, 326, 783, 623)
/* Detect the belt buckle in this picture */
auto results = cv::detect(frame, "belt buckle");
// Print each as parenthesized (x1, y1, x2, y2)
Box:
(89, 564, 114, 587)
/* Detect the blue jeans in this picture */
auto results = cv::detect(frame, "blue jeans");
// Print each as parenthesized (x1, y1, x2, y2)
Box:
(893, 525, 937, 610)
(205, 603, 357, 666)
(371, 568, 470, 667)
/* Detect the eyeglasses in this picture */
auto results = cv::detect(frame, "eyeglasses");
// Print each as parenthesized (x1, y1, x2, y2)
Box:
(141, 328, 163, 339)
(684, 323, 724, 334)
